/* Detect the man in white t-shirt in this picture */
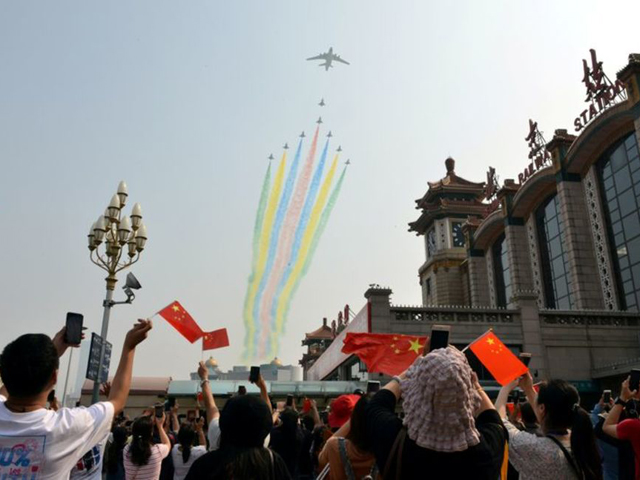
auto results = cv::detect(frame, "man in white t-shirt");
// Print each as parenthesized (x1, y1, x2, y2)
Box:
(0, 318, 153, 480)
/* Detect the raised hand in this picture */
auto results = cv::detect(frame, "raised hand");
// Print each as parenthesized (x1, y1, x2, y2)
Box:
(198, 361, 208, 381)
(124, 319, 153, 350)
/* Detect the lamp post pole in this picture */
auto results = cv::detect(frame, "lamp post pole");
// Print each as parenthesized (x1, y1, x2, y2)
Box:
(87, 182, 147, 405)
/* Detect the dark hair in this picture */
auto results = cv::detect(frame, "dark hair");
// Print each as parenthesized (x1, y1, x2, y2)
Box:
(301, 415, 315, 432)
(519, 402, 538, 427)
(106, 426, 128, 474)
(0, 334, 59, 398)
(177, 423, 196, 463)
(278, 408, 299, 438)
(537, 380, 602, 480)
(129, 416, 153, 466)
(219, 395, 272, 449)
(346, 396, 370, 452)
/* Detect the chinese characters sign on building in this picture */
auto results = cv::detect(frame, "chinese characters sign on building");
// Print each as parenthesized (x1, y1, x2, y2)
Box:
(518, 119, 552, 184)
(574, 49, 626, 132)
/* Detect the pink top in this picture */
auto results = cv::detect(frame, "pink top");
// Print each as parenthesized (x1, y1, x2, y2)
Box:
(123, 443, 170, 480)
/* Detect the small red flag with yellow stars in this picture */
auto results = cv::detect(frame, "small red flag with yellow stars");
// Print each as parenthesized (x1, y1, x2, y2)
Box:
(202, 328, 229, 351)
(468, 330, 528, 385)
(341, 333, 428, 376)
(157, 301, 203, 343)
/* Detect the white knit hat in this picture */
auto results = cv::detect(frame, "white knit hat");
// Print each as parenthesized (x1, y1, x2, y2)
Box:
(400, 347, 481, 452)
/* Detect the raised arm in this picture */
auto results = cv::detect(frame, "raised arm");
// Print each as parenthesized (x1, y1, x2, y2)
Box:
(155, 412, 171, 450)
(494, 379, 519, 419)
(195, 417, 206, 447)
(170, 401, 180, 433)
(255, 374, 273, 415)
(603, 377, 635, 439)
(197, 361, 219, 422)
(108, 319, 153, 414)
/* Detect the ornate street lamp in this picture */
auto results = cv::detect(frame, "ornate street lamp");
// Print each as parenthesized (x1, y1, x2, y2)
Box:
(87, 181, 148, 404)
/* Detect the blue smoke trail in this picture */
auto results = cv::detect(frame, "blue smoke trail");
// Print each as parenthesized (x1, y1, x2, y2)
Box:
(251, 139, 304, 347)
(268, 139, 329, 323)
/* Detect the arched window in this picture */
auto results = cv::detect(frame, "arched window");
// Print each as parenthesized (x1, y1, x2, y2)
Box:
(598, 132, 640, 311)
(492, 233, 512, 307)
(536, 195, 573, 309)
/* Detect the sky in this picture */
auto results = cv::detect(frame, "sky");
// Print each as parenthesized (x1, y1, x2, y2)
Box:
(1, 1, 640, 392)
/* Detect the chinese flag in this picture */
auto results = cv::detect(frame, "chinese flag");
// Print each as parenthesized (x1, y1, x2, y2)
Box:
(468, 331, 528, 386)
(202, 328, 230, 351)
(342, 333, 428, 376)
(157, 301, 203, 343)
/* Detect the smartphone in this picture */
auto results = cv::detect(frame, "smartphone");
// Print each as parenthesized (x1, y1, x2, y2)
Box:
(519, 352, 532, 367)
(630, 369, 640, 392)
(286, 394, 294, 407)
(47, 390, 56, 403)
(65, 312, 84, 344)
(429, 325, 450, 353)
(512, 390, 522, 403)
(367, 381, 381, 394)
(154, 404, 164, 418)
(238, 385, 247, 396)
(249, 366, 260, 383)
(603, 390, 611, 403)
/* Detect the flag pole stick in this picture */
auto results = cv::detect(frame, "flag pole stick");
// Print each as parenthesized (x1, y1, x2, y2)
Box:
(461, 328, 492, 353)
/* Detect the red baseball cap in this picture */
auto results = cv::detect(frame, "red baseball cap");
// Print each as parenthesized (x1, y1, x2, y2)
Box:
(328, 394, 360, 429)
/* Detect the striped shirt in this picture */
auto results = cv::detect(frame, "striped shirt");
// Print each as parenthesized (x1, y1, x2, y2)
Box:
(123, 443, 170, 480)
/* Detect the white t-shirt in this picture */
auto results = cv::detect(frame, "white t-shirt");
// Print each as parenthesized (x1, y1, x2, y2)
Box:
(69, 436, 109, 480)
(206, 418, 220, 451)
(0, 394, 115, 480)
(171, 444, 206, 480)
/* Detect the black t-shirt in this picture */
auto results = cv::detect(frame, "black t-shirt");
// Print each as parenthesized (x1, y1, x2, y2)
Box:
(365, 389, 507, 480)
(269, 426, 304, 478)
(184, 447, 292, 480)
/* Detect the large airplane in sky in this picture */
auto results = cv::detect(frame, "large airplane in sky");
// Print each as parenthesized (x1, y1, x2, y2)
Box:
(307, 47, 350, 71)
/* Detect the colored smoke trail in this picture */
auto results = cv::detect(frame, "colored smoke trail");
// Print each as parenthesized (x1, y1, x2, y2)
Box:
(243, 153, 286, 360)
(269, 156, 341, 356)
(251, 139, 304, 350)
(249, 128, 319, 359)
(241, 163, 272, 361)
(261, 140, 330, 357)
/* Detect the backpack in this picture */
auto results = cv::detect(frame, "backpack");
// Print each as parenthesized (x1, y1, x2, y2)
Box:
(337, 437, 378, 480)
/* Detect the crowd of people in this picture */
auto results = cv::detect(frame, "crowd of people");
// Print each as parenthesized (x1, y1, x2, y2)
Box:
(1, 320, 640, 479)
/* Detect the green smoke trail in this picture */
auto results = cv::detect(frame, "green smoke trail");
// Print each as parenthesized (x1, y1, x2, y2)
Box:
(242, 163, 272, 361)
(279, 166, 348, 341)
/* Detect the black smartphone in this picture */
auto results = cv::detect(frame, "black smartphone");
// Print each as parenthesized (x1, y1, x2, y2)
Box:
(286, 394, 294, 407)
(65, 312, 84, 344)
(603, 390, 611, 403)
(367, 381, 381, 394)
(249, 366, 260, 383)
(519, 352, 532, 367)
(154, 404, 164, 418)
(512, 390, 522, 403)
(630, 369, 640, 392)
(429, 325, 450, 353)
(238, 385, 247, 396)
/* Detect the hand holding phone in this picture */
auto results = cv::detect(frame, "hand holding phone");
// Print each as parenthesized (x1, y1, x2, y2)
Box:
(519, 353, 532, 367)
(65, 313, 84, 345)
(286, 394, 294, 407)
(429, 325, 450, 353)
(603, 390, 611, 404)
(249, 366, 260, 384)
(154, 404, 164, 419)
(630, 369, 640, 393)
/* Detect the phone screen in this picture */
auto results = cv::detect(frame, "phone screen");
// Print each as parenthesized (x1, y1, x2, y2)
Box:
(630, 369, 640, 392)
(154, 405, 164, 418)
(603, 390, 611, 403)
(238, 385, 247, 396)
(286, 394, 294, 407)
(65, 312, 84, 345)
(429, 325, 450, 352)
(519, 353, 532, 367)
(249, 366, 260, 383)
(367, 381, 381, 394)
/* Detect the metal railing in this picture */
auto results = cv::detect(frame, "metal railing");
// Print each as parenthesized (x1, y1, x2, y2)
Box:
(540, 310, 640, 327)
(391, 305, 517, 324)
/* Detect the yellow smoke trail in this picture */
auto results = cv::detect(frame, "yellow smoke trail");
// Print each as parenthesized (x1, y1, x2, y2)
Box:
(245, 152, 287, 360)
(270, 154, 338, 356)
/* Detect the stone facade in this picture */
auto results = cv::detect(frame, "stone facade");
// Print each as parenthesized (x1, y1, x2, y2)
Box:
(305, 52, 640, 388)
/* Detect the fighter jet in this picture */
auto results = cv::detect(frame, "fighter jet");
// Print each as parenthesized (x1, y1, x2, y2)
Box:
(337, 145, 342, 152)
(327, 131, 333, 138)
(283, 143, 289, 150)
(345, 159, 351, 165)
(319, 98, 326, 107)
(317, 117, 323, 124)
(307, 47, 350, 71)
(268, 154, 274, 160)
(300, 131, 306, 138)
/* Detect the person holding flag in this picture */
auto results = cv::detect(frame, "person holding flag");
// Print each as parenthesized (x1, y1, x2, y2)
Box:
(364, 340, 507, 479)
(494, 372, 602, 480)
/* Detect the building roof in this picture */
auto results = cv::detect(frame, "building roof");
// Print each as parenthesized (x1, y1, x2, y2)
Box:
(416, 158, 485, 207)
(82, 376, 171, 395)
(304, 318, 334, 341)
